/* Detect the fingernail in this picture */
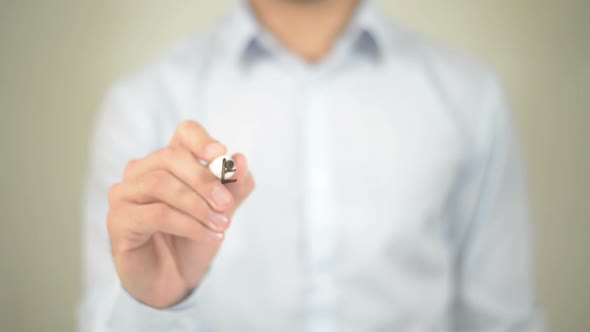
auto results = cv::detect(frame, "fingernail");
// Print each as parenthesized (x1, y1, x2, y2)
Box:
(210, 211, 229, 227)
(212, 186, 232, 207)
(207, 230, 224, 240)
(203, 142, 224, 159)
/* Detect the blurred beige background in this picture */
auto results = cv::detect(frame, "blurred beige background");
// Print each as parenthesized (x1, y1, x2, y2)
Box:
(1, 1, 588, 331)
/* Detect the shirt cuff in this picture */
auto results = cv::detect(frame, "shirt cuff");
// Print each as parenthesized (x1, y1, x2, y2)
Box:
(108, 286, 199, 331)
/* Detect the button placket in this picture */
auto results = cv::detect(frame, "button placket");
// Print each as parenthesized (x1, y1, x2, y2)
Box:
(300, 74, 336, 332)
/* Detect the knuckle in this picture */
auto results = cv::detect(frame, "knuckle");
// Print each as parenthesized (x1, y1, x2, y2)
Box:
(152, 169, 170, 186)
(123, 159, 137, 177)
(157, 147, 177, 168)
(177, 120, 200, 138)
(107, 183, 122, 206)
(145, 170, 170, 193)
(150, 203, 170, 220)
(106, 209, 117, 234)
(106, 207, 125, 239)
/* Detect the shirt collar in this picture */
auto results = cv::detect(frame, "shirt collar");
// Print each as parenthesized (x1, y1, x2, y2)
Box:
(222, 0, 391, 67)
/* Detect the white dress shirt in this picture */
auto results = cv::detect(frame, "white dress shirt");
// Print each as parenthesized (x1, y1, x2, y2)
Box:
(79, 1, 543, 331)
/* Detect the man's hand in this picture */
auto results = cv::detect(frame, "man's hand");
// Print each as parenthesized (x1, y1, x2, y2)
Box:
(106, 120, 255, 309)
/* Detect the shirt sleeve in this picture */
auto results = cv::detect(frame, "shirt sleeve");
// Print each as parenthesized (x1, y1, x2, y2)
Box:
(450, 75, 545, 331)
(78, 81, 201, 332)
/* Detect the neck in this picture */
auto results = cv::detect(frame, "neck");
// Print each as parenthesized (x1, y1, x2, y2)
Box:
(249, 0, 360, 63)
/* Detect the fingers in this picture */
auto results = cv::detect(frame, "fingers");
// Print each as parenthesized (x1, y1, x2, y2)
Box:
(111, 120, 255, 248)
(108, 202, 224, 253)
(123, 146, 235, 213)
(111, 170, 231, 233)
(170, 120, 226, 162)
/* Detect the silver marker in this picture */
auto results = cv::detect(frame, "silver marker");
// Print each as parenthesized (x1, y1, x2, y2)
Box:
(209, 155, 237, 184)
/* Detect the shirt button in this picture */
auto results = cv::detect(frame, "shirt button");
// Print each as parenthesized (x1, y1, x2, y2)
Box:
(176, 316, 194, 330)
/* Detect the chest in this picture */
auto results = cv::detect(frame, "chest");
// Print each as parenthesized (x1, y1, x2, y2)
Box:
(197, 67, 464, 259)
(164, 67, 465, 326)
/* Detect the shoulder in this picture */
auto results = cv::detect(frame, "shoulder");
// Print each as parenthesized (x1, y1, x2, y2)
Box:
(105, 23, 220, 108)
(385, 19, 496, 89)
(103, 5, 244, 115)
(383, 20, 509, 142)
(95, 20, 228, 149)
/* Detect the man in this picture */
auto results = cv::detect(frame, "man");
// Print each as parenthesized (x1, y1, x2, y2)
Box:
(80, 0, 543, 331)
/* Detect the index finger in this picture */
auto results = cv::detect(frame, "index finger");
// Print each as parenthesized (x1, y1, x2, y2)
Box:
(171, 120, 227, 162)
